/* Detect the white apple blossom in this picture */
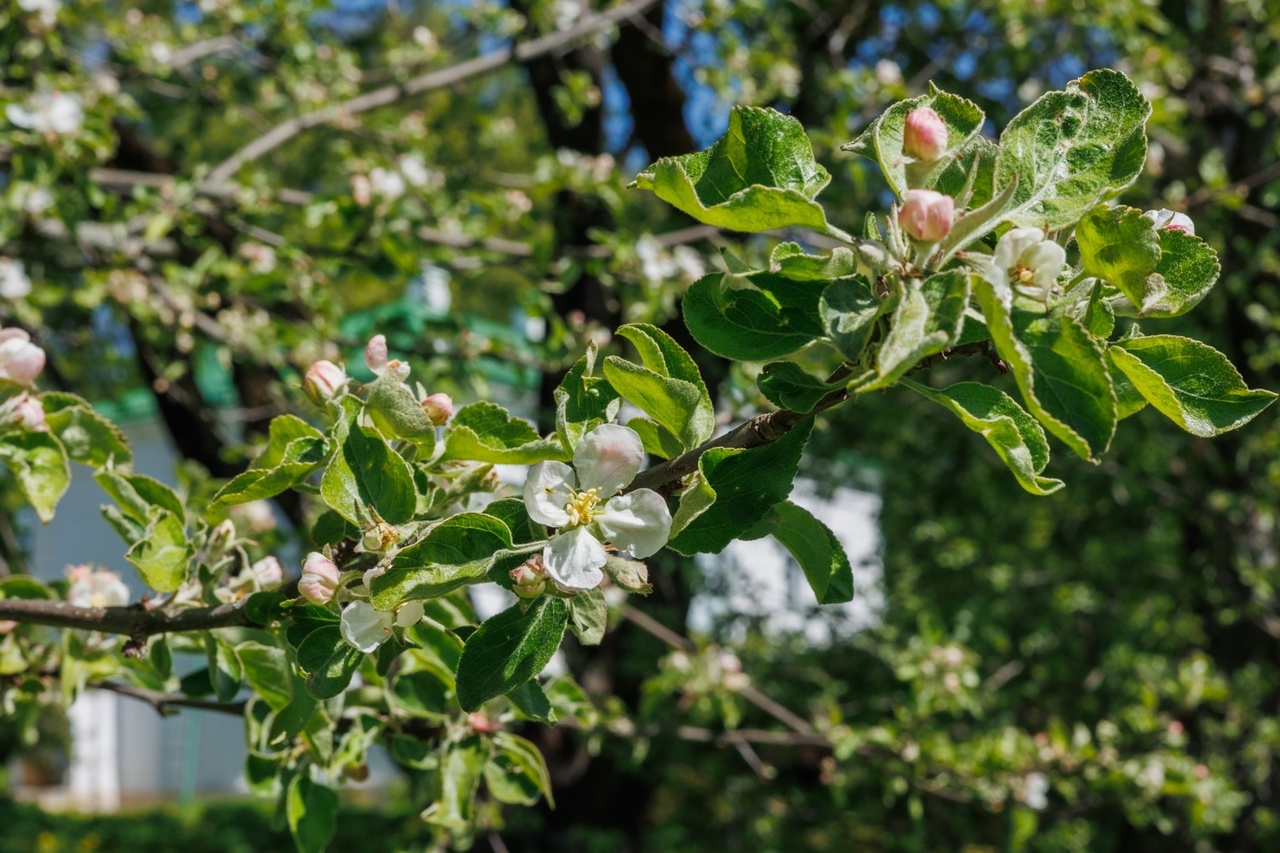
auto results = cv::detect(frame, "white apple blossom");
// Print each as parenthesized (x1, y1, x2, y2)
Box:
(0, 259, 32, 300)
(988, 227, 1067, 303)
(1143, 208, 1195, 237)
(340, 600, 424, 653)
(67, 565, 129, 609)
(7, 91, 83, 135)
(18, 0, 60, 26)
(369, 167, 405, 201)
(1024, 771, 1050, 810)
(523, 424, 672, 590)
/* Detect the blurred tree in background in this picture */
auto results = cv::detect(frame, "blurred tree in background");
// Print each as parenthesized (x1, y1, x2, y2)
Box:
(2, 0, 1279, 850)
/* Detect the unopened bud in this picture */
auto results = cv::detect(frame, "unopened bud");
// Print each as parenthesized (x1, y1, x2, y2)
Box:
(9, 393, 45, 430)
(362, 521, 399, 554)
(420, 392, 453, 425)
(0, 328, 46, 385)
(603, 553, 652, 595)
(1143, 208, 1195, 237)
(299, 552, 341, 605)
(510, 555, 547, 599)
(898, 189, 954, 242)
(385, 359, 410, 382)
(365, 334, 388, 375)
(903, 106, 948, 162)
(205, 519, 236, 562)
(251, 556, 284, 590)
(303, 359, 346, 404)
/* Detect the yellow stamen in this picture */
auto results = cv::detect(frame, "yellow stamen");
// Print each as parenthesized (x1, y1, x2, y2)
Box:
(1015, 266, 1035, 284)
(564, 488, 601, 526)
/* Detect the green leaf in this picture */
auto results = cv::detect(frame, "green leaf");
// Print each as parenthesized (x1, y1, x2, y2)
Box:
(633, 106, 838, 235)
(860, 271, 969, 392)
(602, 324, 714, 451)
(212, 436, 326, 510)
(819, 276, 882, 363)
(767, 242, 861, 281)
(1115, 228, 1220, 318)
(286, 775, 338, 853)
(757, 362, 842, 413)
(299, 632, 363, 700)
(566, 586, 607, 646)
(371, 513, 515, 608)
(1107, 335, 1277, 436)
(669, 419, 813, 555)
(485, 732, 555, 808)
(929, 135, 999, 208)
(205, 633, 242, 703)
(40, 392, 133, 468)
(0, 576, 54, 600)
(842, 86, 987, 199)
(441, 401, 567, 464)
(126, 508, 193, 592)
(555, 344, 621, 450)
(763, 501, 854, 604)
(320, 421, 415, 526)
(1076, 204, 1163, 313)
(626, 417, 685, 461)
(484, 498, 542, 545)
(365, 374, 437, 451)
(96, 470, 186, 526)
(683, 273, 827, 361)
(974, 280, 1117, 461)
(237, 641, 292, 712)
(995, 69, 1149, 229)
(455, 598, 569, 712)
(431, 735, 487, 831)
(507, 680, 557, 724)
(906, 380, 1065, 495)
(0, 431, 70, 523)
(392, 670, 451, 720)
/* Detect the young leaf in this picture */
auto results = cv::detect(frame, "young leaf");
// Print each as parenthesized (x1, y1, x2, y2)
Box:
(0, 431, 70, 523)
(819, 276, 882, 364)
(40, 392, 133, 468)
(126, 507, 193, 592)
(370, 513, 515, 608)
(237, 641, 293, 712)
(843, 86, 987, 200)
(442, 401, 568, 464)
(320, 421, 416, 525)
(995, 68, 1149, 229)
(485, 732, 555, 807)
(554, 344, 621, 450)
(905, 380, 1065, 495)
(1107, 335, 1277, 436)
(767, 242, 861, 281)
(455, 597, 569, 711)
(365, 373, 437, 451)
(683, 273, 827, 361)
(1075, 204, 1163, 313)
(669, 419, 814, 555)
(974, 280, 1117, 461)
(211, 435, 326, 510)
(626, 417, 685, 460)
(603, 324, 714, 452)
(431, 735, 488, 831)
(749, 501, 855, 604)
(566, 586, 607, 646)
(859, 271, 969, 392)
(633, 106, 839, 235)
(1114, 228, 1220, 318)
(286, 775, 338, 853)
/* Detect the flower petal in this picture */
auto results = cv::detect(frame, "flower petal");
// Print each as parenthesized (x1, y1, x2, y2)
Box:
(573, 423, 644, 496)
(340, 601, 393, 653)
(597, 489, 672, 559)
(544, 526, 606, 590)
(993, 227, 1044, 272)
(1025, 240, 1066, 287)
(523, 461, 575, 527)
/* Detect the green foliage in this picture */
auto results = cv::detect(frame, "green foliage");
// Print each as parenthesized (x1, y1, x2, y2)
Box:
(455, 598, 570, 711)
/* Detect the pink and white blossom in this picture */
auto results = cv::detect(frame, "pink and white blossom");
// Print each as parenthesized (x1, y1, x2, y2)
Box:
(67, 566, 129, 609)
(898, 189, 954, 242)
(1143, 208, 1195, 237)
(0, 328, 46, 385)
(903, 106, 948, 162)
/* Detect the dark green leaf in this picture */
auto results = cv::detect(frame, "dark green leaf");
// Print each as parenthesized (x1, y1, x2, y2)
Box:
(860, 272, 969, 391)
(442, 401, 567, 464)
(757, 362, 843, 413)
(1118, 228, 1220, 318)
(371, 513, 514, 608)
(750, 501, 855, 604)
(485, 732, 555, 807)
(286, 775, 338, 853)
(683, 273, 826, 361)
(320, 421, 415, 525)
(819, 276, 882, 363)
(554, 344, 621, 450)
(455, 598, 569, 712)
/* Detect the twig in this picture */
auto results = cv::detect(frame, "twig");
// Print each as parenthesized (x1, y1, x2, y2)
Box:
(0, 594, 268, 639)
(204, 0, 661, 185)
(95, 681, 247, 716)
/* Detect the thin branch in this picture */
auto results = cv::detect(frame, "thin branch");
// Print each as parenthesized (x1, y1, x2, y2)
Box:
(204, 0, 661, 185)
(0, 596, 260, 638)
(95, 681, 247, 716)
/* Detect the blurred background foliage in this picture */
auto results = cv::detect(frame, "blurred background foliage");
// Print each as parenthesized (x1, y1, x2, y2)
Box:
(3, 0, 1279, 850)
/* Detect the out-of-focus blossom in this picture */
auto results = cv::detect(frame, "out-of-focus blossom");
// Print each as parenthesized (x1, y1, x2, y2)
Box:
(7, 91, 83, 135)
(67, 565, 129, 609)
(0, 328, 45, 385)
(0, 259, 32, 300)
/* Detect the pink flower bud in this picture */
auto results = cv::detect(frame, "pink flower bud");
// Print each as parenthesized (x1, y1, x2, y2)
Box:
(251, 556, 284, 590)
(299, 552, 341, 605)
(365, 334, 388, 375)
(903, 106, 948, 162)
(898, 189, 954, 242)
(420, 392, 453, 425)
(0, 328, 45, 385)
(10, 393, 44, 430)
(303, 359, 346, 404)
(509, 555, 547, 599)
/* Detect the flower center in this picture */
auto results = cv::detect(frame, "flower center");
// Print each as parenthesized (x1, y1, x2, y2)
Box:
(564, 488, 602, 527)
(1014, 265, 1036, 284)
